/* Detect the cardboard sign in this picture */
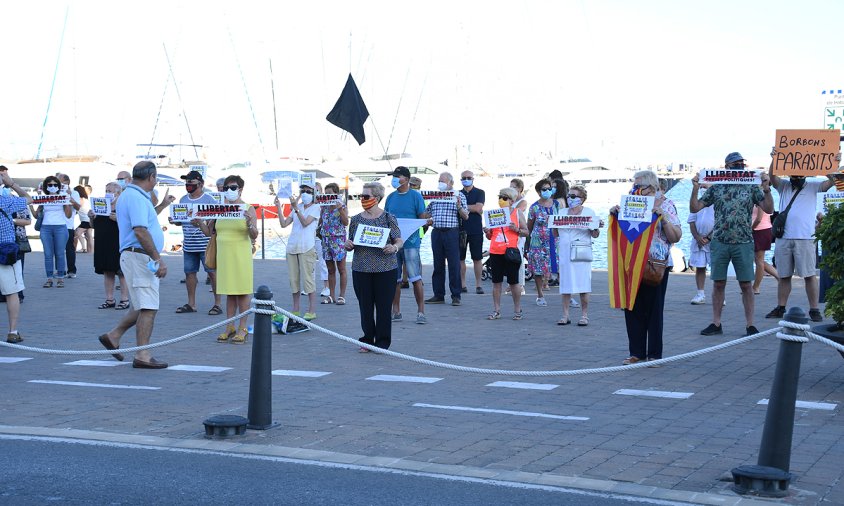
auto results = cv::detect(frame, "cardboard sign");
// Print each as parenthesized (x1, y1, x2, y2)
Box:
(353, 225, 390, 248)
(549, 214, 600, 229)
(207, 192, 223, 204)
(91, 197, 112, 216)
(484, 207, 511, 229)
(192, 203, 247, 220)
(32, 194, 69, 206)
(189, 165, 208, 179)
(421, 190, 454, 202)
(772, 129, 840, 176)
(276, 178, 294, 199)
(619, 195, 655, 222)
(697, 168, 762, 185)
(169, 203, 192, 222)
(299, 172, 316, 189)
(315, 194, 342, 206)
(818, 191, 844, 214)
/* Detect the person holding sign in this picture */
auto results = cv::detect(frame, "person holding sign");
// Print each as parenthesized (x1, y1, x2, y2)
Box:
(36, 175, 73, 288)
(553, 185, 601, 326)
(89, 182, 129, 310)
(423, 172, 469, 306)
(344, 182, 402, 352)
(318, 182, 349, 306)
(691, 152, 773, 337)
(526, 178, 558, 306)
(483, 187, 527, 321)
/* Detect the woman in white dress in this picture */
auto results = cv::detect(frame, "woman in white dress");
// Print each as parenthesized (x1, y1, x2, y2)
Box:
(554, 185, 601, 326)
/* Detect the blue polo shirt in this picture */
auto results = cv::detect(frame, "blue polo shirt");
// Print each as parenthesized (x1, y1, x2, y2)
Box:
(118, 184, 164, 253)
(384, 188, 426, 248)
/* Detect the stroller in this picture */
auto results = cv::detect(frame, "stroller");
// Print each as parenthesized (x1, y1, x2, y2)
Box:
(480, 249, 534, 282)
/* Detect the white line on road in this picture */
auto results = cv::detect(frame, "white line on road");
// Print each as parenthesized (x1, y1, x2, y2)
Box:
(414, 403, 589, 421)
(272, 370, 332, 378)
(0, 357, 33, 363)
(486, 381, 558, 391)
(367, 375, 442, 383)
(614, 389, 694, 399)
(757, 399, 837, 411)
(28, 380, 160, 391)
(167, 365, 232, 372)
(64, 360, 130, 367)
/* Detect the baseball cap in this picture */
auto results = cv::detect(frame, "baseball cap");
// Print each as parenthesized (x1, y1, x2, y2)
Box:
(389, 166, 411, 179)
(724, 152, 745, 165)
(180, 170, 204, 182)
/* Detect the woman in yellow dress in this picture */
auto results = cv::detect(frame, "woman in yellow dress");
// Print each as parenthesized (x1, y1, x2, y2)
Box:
(199, 175, 258, 344)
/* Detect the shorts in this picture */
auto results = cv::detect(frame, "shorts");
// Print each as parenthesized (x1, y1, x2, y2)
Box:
(688, 241, 710, 269)
(183, 250, 214, 274)
(397, 247, 422, 283)
(460, 233, 483, 261)
(120, 251, 160, 311)
(774, 238, 816, 278)
(488, 253, 520, 285)
(753, 228, 773, 252)
(287, 247, 317, 294)
(77, 221, 91, 230)
(0, 261, 24, 296)
(710, 240, 755, 282)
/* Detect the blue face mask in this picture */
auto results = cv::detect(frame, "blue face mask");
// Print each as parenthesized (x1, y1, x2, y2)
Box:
(569, 197, 583, 207)
(540, 189, 553, 199)
(391, 177, 401, 189)
(0, 187, 11, 197)
(118, 179, 128, 189)
(461, 179, 473, 187)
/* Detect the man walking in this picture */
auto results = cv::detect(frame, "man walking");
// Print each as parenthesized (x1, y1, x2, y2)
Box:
(97, 161, 169, 369)
(458, 170, 485, 294)
(690, 152, 773, 336)
(424, 172, 469, 306)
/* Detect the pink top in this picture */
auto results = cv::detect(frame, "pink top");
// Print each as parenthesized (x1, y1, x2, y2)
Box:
(752, 205, 771, 230)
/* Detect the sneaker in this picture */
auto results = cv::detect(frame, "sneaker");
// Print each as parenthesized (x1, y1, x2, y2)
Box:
(451, 297, 461, 306)
(690, 293, 706, 305)
(765, 306, 786, 319)
(570, 299, 580, 308)
(535, 297, 547, 307)
(320, 287, 330, 297)
(426, 296, 445, 304)
(66, 273, 77, 279)
(391, 312, 402, 322)
(416, 313, 427, 324)
(303, 312, 316, 321)
(700, 323, 723, 336)
(622, 356, 642, 365)
(809, 309, 823, 322)
(461, 286, 468, 293)
(746, 325, 759, 336)
(476, 287, 484, 295)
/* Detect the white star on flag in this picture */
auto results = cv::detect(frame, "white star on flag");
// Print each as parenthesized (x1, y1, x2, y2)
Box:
(626, 220, 646, 233)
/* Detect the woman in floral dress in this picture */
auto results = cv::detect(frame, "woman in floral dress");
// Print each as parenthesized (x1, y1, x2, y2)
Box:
(318, 183, 349, 305)
(526, 178, 559, 307)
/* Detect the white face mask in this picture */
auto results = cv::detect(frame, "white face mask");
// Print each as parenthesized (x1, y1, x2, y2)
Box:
(437, 182, 448, 192)
(46, 185, 59, 194)
(225, 189, 239, 201)
(300, 193, 313, 205)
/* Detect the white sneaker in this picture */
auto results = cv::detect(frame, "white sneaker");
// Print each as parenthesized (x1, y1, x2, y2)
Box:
(320, 287, 330, 297)
(569, 299, 580, 308)
(535, 297, 547, 307)
(690, 293, 706, 305)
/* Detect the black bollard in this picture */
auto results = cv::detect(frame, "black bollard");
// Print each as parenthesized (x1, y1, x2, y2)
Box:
(732, 307, 807, 497)
(247, 285, 275, 429)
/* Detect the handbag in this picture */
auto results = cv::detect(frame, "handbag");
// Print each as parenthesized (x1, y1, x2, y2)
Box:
(0, 242, 19, 266)
(204, 222, 217, 269)
(642, 254, 668, 286)
(772, 185, 803, 239)
(501, 219, 522, 265)
(570, 238, 593, 262)
(34, 207, 44, 232)
(16, 235, 31, 254)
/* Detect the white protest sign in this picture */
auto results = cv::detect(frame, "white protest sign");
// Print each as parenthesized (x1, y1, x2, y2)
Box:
(484, 207, 511, 229)
(353, 225, 390, 248)
(32, 194, 70, 206)
(421, 190, 455, 203)
(91, 197, 112, 216)
(192, 203, 248, 220)
(188, 165, 208, 179)
(315, 194, 342, 206)
(396, 218, 428, 242)
(169, 203, 192, 222)
(619, 195, 655, 222)
(697, 168, 762, 185)
(549, 214, 600, 229)
(276, 178, 294, 199)
(299, 172, 317, 188)
(817, 191, 844, 214)
(207, 192, 223, 204)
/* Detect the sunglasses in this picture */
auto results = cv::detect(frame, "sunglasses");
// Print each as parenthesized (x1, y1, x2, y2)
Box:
(300, 189, 314, 195)
(567, 194, 581, 199)
(224, 185, 239, 191)
(360, 194, 373, 199)
(462, 177, 474, 181)
(498, 195, 511, 200)
(540, 187, 552, 192)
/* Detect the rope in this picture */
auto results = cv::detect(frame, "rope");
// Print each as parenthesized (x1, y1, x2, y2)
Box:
(274, 305, 782, 376)
(806, 330, 844, 353)
(777, 319, 810, 343)
(0, 310, 255, 355)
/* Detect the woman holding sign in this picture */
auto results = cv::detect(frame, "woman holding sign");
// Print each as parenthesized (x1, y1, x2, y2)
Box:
(483, 187, 527, 321)
(318, 182, 349, 305)
(36, 175, 73, 288)
(344, 182, 402, 352)
(90, 182, 129, 310)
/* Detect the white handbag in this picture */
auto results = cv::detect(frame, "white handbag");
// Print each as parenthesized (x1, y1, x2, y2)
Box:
(570, 239, 593, 262)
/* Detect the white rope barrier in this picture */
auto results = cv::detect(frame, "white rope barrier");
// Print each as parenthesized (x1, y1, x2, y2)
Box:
(776, 319, 811, 343)
(806, 331, 844, 354)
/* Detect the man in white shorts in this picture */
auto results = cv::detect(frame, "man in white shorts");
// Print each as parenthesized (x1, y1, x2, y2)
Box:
(688, 191, 715, 305)
(0, 167, 33, 343)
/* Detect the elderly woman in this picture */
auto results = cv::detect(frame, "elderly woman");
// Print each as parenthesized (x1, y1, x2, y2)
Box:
(483, 187, 527, 320)
(344, 182, 402, 351)
(507, 178, 528, 296)
(526, 178, 558, 305)
(554, 185, 601, 326)
(276, 181, 322, 321)
(612, 170, 682, 366)
(318, 182, 349, 305)
(90, 182, 129, 310)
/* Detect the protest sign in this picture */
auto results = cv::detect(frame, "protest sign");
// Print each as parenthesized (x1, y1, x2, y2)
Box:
(91, 197, 112, 216)
(772, 129, 840, 176)
(353, 225, 390, 248)
(484, 207, 511, 229)
(192, 203, 247, 220)
(32, 194, 69, 206)
(396, 218, 428, 242)
(619, 195, 655, 222)
(299, 172, 316, 188)
(169, 203, 192, 222)
(549, 214, 600, 229)
(818, 191, 844, 214)
(276, 178, 294, 199)
(315, 194, 342, 206)
(207, 192, 223, 204)
(188, 165, 208, 179)
(421, 190, 454, 202)
(697, 168, 762, 185)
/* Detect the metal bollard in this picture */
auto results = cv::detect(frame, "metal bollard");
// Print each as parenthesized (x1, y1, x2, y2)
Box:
(247, 285, 276, 429)
(732, 307, 807, 497)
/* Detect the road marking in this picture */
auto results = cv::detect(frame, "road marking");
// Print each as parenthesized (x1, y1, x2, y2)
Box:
(168, 365, 231, 372)
(0, 357, 33, 363)
(414, 403, 589, 421)
(367, 374, 442, 383)
(272, 370, 331, 378)
(757, 399, 837, 411)
(614, 389, 694, 399)
(486, 381, 558, 391)
(28, 380, 160, 391)
(65, 360, 130, 367)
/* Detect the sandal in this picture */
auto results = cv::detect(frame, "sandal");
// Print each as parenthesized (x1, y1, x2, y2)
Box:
(577, 316, 589, 326)
(320, 296, 334, 304)
(487, 310, 501, 320)
(43, 280, 53, 288)
(176, 304, 197, 313)
(116, 300, 130, 310)
(56, 279, 64, 288)
(231, 327, 248, 344)
(98, 300, 116, 309)
(335, 297, 346, 305)
(512, 310, 524, 321)
(217, 325, 236, 343)
(557, 318, 570, 325)
(207, 305, 222, 315)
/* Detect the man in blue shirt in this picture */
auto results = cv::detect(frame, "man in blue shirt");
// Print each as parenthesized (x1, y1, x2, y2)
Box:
(98, 161, 169, 369)
(0, 167, 33, 344)
(459, 170, 486, 294)
(384, 166, 428, 324)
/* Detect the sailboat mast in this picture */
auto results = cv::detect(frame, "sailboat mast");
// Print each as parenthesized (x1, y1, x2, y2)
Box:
(269, 58, 279, 152)
(35, 6, 69, 160)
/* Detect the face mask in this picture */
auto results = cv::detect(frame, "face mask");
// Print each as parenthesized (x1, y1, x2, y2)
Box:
(185, 183, 198, 193)
(498, 199, 510, 208)
(569, 197, 583, 207)
(437, 182, 449, 192)
(789, 177, 806, 190)
(225, 189, 239, 201)
(540, 189, 553, 199)
(391, 177, 401, 189)
(300, 193, 313, 205)
(630, 184, 643, 195)
(46, 185, 59, 194)
(0, 187, 10, 197)
(461, 179, 473, 187)
(361, 197, 377, 210)
(117, 179, 128, 189)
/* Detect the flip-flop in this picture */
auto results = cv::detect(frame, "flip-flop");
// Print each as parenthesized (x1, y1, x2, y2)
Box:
(335, 297, 346, 305)
(557, 318, 570, 325)
(98, 334, 124, 362)
(207, 305, 222, 315)
(320, 296, 334, 304)
(577, 316, 589, 326)
(176, 304, 197, 313)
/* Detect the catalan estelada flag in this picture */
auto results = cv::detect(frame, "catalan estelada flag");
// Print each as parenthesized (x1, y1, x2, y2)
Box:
(608, 213, 662, 310)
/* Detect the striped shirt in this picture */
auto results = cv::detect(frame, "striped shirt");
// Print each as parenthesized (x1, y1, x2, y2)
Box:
(426, 192, 467, 229)
(180, 192, 216, 252)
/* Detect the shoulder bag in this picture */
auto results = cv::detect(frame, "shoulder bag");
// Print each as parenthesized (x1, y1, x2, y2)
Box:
(501, 223, 522, 265)
(642, 254, 668, 286)
(0, 209, 22, 264)
(570, 238, 593, 262)
(204, 221, 217, 269)
(771, 185, 803, 239)
(34, 207, 44, 232)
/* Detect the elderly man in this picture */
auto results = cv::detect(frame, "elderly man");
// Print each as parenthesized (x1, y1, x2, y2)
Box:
(459, 170, 485, 294)
(424, 172, 469, 306)
(690, 152, 774, 337)
(116, 169, 173, 215)
(97, 161, 169, 369)
(0, 167, 33, 343)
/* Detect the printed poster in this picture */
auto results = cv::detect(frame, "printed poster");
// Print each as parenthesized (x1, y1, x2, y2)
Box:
(549, 214, 600, 229)
(484, 207, 511, 229)
(697, 168, 762, 185)
(32, 194, 69, 206)
(276, 178, 294, 199)
(192, 203, 248, 220)
(619, 195, 655, 222)
(421, 190, 454, 202)
(299, 172, 317, 189)
(817, 191, 844, 214)
(189, 165, 208, 179)
(91, 197, 112, 216)
(315, 194, 342, 206)
(169, 203, 192, 222)
(353, 225, 390, 248)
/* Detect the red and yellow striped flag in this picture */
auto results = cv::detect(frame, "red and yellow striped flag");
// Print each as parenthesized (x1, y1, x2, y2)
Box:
(608, 214, 662, 310)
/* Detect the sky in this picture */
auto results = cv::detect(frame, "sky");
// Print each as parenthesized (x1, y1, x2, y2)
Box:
(1, 0, 842, 170)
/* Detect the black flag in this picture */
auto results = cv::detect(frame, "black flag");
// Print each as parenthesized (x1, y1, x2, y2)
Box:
(326, 74, 369, 145)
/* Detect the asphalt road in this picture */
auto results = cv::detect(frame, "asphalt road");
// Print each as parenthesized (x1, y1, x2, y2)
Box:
(0, 436, 690, 506)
